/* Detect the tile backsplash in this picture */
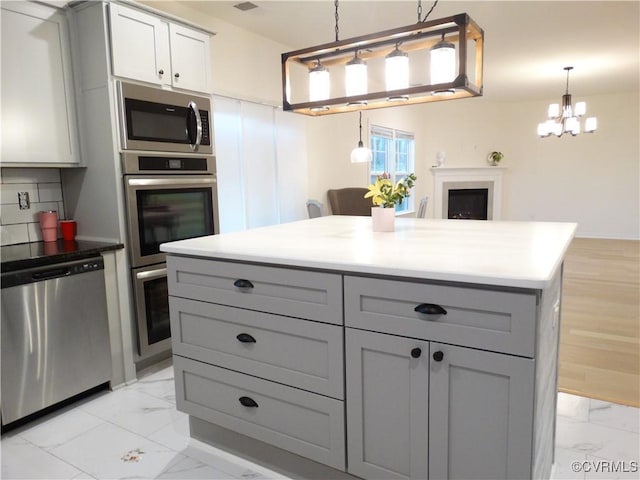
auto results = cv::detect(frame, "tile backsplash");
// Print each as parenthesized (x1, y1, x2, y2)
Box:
(0, 168, 66, 246)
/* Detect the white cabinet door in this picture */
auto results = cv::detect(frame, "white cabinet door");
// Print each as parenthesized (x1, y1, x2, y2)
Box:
(169, 23, 211, 93)
(1, 2, 79, 165)
(109, 3, 170, 86)
(109, 3, 211, 93)
(346, 328, 429, 480)
(429, 343, 535, 480)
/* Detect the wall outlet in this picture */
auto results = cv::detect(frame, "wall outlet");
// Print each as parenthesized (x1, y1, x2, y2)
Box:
(18, 192, 30, 210)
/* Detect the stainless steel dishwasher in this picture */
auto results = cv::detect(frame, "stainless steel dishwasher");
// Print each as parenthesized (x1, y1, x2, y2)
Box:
(1, 256, 112, 426)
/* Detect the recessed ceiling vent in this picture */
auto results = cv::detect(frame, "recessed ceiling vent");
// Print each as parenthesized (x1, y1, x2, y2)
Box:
(234, 2, 258, 11)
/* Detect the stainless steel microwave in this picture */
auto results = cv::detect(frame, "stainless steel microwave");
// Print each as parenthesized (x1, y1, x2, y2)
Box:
(118, 81, 213, 154)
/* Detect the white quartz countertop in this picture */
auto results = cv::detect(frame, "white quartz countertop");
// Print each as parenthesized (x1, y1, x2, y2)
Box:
(160, 216, 577, 289)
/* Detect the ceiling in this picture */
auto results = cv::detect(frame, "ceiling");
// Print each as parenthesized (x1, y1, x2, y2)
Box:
(182, 0, 639, 102)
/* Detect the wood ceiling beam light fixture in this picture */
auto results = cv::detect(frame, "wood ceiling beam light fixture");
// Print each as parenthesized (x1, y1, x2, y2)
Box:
(281, 11, 484, 116)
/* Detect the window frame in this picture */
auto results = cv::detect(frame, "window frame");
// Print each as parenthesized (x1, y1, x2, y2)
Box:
(368, 125, 416, 214)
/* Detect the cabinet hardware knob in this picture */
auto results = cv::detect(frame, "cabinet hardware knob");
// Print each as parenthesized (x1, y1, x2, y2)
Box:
(239, 396, 258, 408)
(233, 279, 254, 289)
(236, 333, 256, 343)
(414, 303, 447, 316)
(411, 347, 422, 358)
(158, 69, 164, 75)
(433, 351, 444, 362)
(174, 72, 180, 78)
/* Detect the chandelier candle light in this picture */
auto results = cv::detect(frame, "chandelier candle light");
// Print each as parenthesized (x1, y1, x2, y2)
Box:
(282, 0, 484, 115)
(538, 67, 597, 137)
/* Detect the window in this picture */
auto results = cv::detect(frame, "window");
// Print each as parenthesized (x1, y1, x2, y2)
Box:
(369, 125, 415, 214)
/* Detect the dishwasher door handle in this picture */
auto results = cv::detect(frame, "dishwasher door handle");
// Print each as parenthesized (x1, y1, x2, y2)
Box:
(32, 267, 70, 280)
(135, 267, 167, 281)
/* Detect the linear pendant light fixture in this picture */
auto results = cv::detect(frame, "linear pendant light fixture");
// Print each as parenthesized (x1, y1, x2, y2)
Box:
(282, 1, 484, 116)
(538, 66, 597, 137)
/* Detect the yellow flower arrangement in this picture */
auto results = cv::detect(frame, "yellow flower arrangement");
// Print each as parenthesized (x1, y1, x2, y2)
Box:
(364, 173, 417, 208)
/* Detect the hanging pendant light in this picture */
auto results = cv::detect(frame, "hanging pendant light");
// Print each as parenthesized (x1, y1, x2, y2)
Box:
(430, 33, 456, 90)
(345, 51, 368, 99)
(350, 111, 372, 163)
(282, 1, 484, 116)
(385, 44, 410, 100)
(309, 60, 330, 103)
(538, 67, 597, 138)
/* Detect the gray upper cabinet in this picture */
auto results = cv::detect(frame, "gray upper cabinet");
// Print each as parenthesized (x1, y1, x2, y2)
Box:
(1, 1, 80, 166)
(109, 2, 212, 93)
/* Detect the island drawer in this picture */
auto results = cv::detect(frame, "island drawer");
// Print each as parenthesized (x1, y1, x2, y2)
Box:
(174, 355, 346, 470)
(170, 296, 344, 399)
(344, 276, 538, 357)
(167, 257, 343, 325)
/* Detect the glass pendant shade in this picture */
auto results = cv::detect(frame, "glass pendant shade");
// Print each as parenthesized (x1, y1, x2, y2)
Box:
(309, 62, 330, 102)
(430, 39, 456, 84)
(574, 101, 586, 116)
(351, 143, 373, 163)
(385, 46, 409, 91)
(565, 117, 580, 135)
(585, 117, 597, 132)
(548, 103, 560, 118)
(345, 55, 368, 97)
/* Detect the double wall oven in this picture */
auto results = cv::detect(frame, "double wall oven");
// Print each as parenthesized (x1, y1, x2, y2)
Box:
(119, 81, 219, 360)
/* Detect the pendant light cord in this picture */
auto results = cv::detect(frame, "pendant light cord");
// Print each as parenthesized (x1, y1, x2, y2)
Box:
(358, 111, 364, 146)
(565, 66, 573, 94)
(335, 0, 340, 41)
(418, 0, 438, 22)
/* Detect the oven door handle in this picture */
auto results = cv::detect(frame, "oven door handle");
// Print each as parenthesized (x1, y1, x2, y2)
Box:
(188, 101, 203, 151)
(135, 267, 167, 281)
(126, 177, 216, 187)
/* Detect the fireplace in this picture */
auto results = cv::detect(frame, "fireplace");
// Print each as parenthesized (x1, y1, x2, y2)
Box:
(432, 166, 505, 220)
(448, 188, 489, 220)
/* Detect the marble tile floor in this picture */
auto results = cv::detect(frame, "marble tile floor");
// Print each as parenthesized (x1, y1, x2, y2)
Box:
(1, 359, 638, 480)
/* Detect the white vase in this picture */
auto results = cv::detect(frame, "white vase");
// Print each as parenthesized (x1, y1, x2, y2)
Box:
(371, 206, 395, 232)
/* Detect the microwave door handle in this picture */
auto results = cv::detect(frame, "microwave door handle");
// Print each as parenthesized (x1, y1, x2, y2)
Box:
(188, 101, 203, 150)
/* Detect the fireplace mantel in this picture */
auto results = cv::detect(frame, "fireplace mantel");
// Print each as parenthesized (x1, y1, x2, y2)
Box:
(432, 166, 506, 220)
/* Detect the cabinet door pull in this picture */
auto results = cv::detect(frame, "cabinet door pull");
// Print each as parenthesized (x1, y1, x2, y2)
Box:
(239, 396, 258, 408)
(174, 72, 180, 78)
(433, 351, 444, 362)
(233, 279, 254, 289)
(414, 303, 447, 316)
(158, 69, 164, 75)
(410, 347, 422, 358)
(236, 333, 256, 343)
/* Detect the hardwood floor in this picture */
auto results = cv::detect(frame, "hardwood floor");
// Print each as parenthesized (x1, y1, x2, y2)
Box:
(559, 238, 640, 407)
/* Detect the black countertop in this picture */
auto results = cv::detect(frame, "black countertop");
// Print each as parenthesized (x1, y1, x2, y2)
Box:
(1, 240, 124, 273)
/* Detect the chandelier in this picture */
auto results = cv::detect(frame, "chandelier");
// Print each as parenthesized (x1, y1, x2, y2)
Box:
(281, 1, 484, 116)
(537, 67, 597, 137)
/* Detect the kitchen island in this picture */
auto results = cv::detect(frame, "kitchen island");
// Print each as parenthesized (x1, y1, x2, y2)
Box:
(161, 216, 576, 480)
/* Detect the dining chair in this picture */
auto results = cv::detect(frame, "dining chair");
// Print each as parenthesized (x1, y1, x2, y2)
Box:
(417, 196, 429, 218)
(306, 199, 324, 218)
(327, 188, 372, 216)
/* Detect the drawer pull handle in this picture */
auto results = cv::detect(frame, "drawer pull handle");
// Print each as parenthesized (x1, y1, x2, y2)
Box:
(233, 279, 254, 289)
(433, 351, 444, 362)
(414, 303, 447, 316)
(239, 396, 258, 408)
(236, 333, 256, 343)
(411, 347, 422, 358)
